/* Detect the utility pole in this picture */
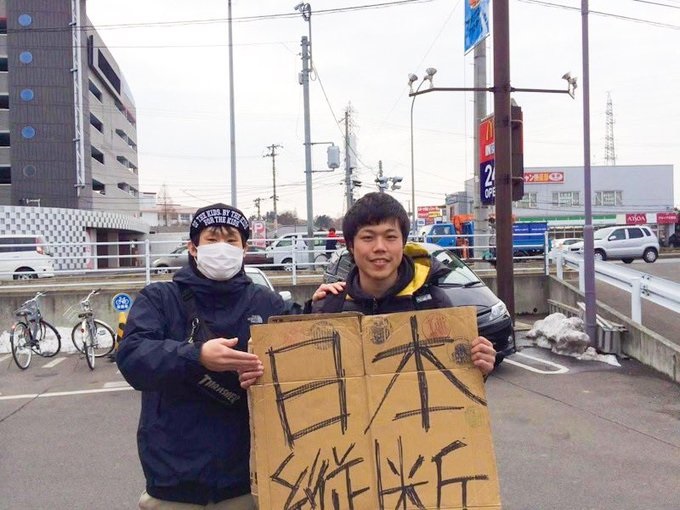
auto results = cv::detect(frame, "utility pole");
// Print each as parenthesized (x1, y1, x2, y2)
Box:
(228, 0, 237, 207)
(253, 197, 262, 220)
(344, 108, 353, 210)
(264, 144, 282, 235)
(377, 160, 384, 193)
(301, 35, 314, 255)
(492, 0, 515, 319)
(473, 41, 489, 258)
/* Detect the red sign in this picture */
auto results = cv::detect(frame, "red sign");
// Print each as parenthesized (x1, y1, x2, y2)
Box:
(251, 220, 267, 247)
(625, 213, 647, 225)
(524, 171, 564, 184)
(656, 212, 678, 224)
(479, 117, 494, 164)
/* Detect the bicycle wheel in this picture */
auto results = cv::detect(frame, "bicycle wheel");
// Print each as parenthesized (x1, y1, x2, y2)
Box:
(84, 332, 95, 370)
(33, 320, 61, 357)
(70, 321, 87, 354)
(71, 320, 115, 357)
(10, 322, 32, 369)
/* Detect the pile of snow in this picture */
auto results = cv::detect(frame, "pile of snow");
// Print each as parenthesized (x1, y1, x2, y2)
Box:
(525, 313, 620, 367)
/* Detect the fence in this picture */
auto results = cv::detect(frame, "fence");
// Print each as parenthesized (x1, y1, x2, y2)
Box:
(552, 251, 680, 324)
(0, 232, 556, 290)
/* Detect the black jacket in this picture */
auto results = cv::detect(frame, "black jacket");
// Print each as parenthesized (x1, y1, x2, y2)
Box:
(312, 243, 453, 314)
(117, 267, 285, 505)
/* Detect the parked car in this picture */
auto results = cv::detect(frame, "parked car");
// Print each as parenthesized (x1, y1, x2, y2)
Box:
(245, 266, 301, 314)
(571, 225, 659, 263)
(0, 234, 55, 280)
(152, 244, 271, 273)
(265, 231, 345, 271)
(323, 242, 514, 365)
(552, 237, 582, 252)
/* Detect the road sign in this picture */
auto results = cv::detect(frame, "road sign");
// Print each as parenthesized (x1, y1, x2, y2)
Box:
(112, 293, 133, 312)
(251, 220, 266, 248)
(479, 115, 495, 205)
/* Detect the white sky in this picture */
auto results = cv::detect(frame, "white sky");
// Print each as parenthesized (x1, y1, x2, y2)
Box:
(86, 0, 680, 221)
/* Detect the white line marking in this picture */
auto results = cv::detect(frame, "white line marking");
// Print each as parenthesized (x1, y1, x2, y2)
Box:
(0, 386, 135, 401)
(103, 381, 130, 389)
(42, 357, 67, 368)
(505, 352, 569, 374)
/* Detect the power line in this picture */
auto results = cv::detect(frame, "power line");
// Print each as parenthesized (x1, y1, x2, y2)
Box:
(14, 0, 435, 34)
(517, 0, 680, 29)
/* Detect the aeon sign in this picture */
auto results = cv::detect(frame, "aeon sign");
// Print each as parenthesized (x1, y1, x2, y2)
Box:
(625, 213, 647, 225)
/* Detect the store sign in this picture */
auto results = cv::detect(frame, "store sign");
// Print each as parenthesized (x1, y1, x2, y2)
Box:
(524, 171, 564, 184)
(479, 116, 495, 205)
(417, 206, 445, 225)
(656, 212, 678, 224)
(625, 213, 647, 225)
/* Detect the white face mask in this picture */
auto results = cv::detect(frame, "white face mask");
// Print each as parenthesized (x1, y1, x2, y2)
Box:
(195, 242, 244, 281)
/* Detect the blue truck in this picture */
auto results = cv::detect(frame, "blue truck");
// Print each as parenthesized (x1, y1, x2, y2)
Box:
(483, 221, 548, 263)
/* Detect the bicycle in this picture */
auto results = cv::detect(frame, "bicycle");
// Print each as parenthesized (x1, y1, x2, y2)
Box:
(70, 289, 116, 370)
(10, 292, 62, 370)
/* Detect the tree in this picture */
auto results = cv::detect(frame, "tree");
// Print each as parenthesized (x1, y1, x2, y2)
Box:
(277, 211, 299, 226)
(315, 214, 333, 230)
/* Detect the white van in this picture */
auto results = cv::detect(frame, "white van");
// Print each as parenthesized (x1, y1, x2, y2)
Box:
(0, 235, 55, 280)
(265, 231, 344, 270)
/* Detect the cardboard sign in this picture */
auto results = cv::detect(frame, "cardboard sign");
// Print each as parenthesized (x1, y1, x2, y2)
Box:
(249, 308, 501, 510)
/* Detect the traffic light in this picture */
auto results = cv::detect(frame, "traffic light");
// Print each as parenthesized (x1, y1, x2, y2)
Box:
(375, 176, 388, 192)
(511, 104, 524, 201)
(390, 176, 403, 191)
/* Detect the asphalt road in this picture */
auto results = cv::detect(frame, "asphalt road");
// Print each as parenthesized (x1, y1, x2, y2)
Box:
(1, 346, 678, 509)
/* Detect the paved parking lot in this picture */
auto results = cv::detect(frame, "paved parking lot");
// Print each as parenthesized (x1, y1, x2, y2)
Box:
(1, 344, 679, 509)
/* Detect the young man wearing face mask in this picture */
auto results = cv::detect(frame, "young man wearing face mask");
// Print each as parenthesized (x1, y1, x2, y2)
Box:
(118, 203, 285, 510)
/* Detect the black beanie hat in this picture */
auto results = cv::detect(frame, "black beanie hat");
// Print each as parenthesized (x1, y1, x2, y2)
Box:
(189, 203, 250, 244)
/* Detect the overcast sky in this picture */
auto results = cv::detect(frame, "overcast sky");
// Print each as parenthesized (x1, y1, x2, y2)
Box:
(86, 0, 680, 221)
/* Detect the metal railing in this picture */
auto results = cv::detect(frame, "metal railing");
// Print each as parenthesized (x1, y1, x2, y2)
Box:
(553, 251, 680, 324)
(0, 232, 557, 290)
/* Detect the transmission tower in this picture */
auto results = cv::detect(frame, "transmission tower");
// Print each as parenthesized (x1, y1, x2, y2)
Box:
(604, 92, 616, 166)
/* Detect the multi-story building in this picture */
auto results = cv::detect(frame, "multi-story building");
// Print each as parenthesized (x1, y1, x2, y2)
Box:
(0, 0, 148, 270)
(448, 164, 676, 244)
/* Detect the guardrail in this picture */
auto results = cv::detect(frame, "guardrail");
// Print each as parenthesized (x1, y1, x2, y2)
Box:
(553, 251, 680, 324)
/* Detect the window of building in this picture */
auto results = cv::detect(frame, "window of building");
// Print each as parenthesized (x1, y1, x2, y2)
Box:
(88, 80, 103, 102)
(19, 51, 33, 64)
(514, 192, 538, 208)
(20, 89, 33, 101)
(552, 191, 580, 207)
(97, 50, 121, 93)
(0, 95, 8, 109)
(21, 126, 36, 139)
(92, 179, 105, 195)
(90, 113, 103, 133)
(0, 132, 10, 146)
(0, 166, 10, 184)
(0, 57, 8, 72)
(117, 155, 130, 168)
(0, 18, 7, 34)
(594, 190, 622, 207)
(91, 146, 105, 164)
(18, 14, 33, 27)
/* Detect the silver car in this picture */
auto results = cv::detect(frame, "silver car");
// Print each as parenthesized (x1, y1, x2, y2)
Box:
(572, 225, 659, 263)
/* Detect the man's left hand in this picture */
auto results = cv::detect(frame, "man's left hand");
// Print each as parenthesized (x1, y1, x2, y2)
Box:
(471, 336, 496, 376)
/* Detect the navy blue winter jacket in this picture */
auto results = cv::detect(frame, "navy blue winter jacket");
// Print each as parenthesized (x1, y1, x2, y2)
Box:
(117, 266, 285, 505)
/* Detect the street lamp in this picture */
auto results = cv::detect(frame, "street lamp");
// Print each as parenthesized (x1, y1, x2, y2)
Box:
(409, 67, 437, 236)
